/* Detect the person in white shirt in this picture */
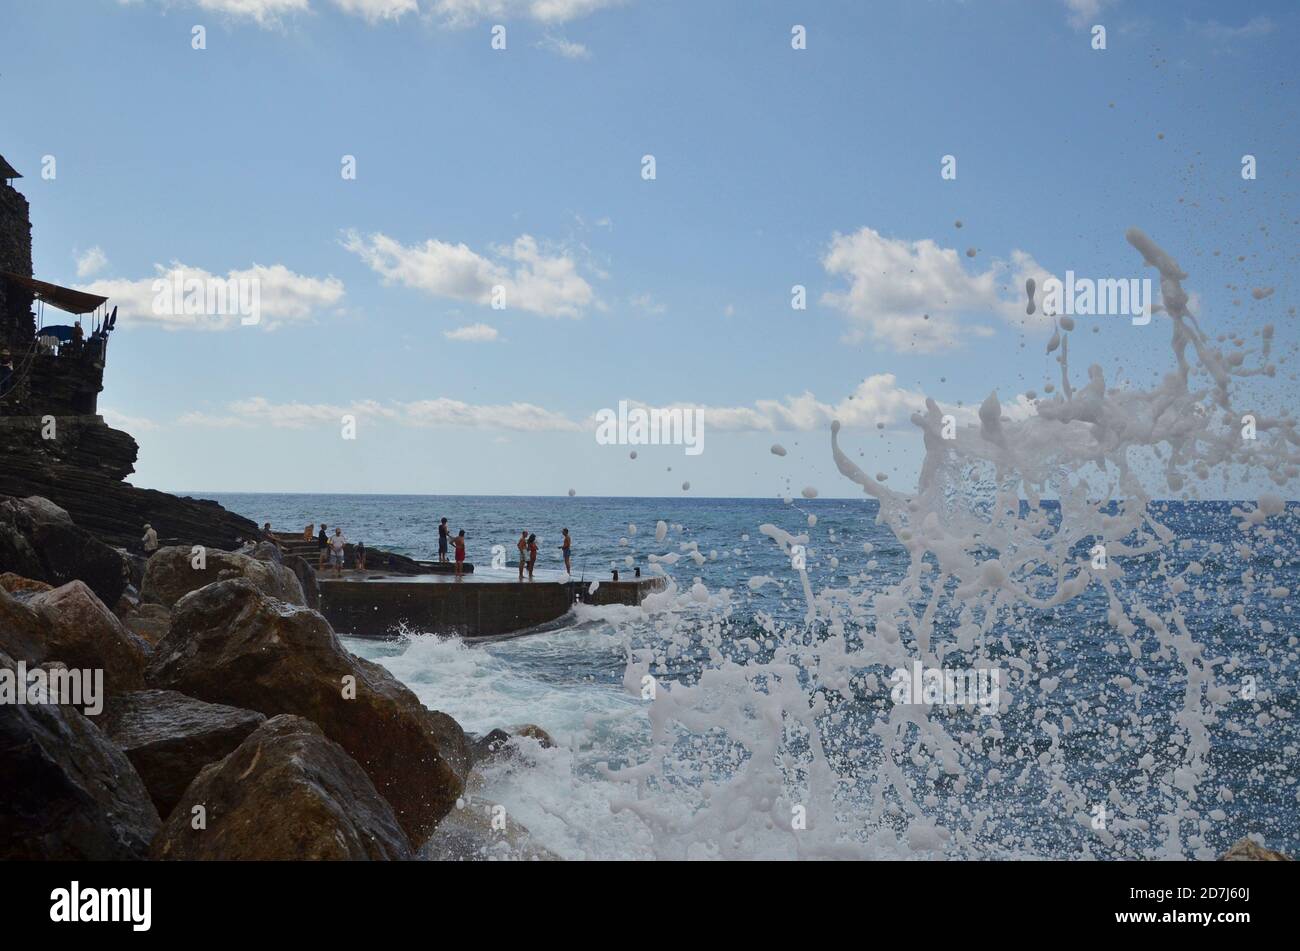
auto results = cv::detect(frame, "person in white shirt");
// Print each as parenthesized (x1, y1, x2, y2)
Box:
(329, 527, 347, 577)
(142, 523, 159, 554)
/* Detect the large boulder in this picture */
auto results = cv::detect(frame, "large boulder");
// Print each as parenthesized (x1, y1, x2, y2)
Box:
(0, 495, 128, 607)
(282, 554, 320, 610)
(0, 585, 51, 664)
(151, 715, 411, 860)
(0, 571, 53, 600)
(141, 545, 305, 609)
(147, 579, 469, 843)
(420, 798, 559, 861)
(27, 580, 149, 694)
(1219, 836, 1292, 861)
(99, 689, 266, 818)
(0, 651, 160, 860)
(122, 603, 171, 646)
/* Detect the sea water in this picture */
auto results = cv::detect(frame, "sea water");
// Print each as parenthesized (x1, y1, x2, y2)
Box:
(204, 230, 1300, 860)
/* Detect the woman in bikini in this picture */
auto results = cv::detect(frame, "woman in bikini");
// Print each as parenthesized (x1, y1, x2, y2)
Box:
(527, 533, 538, 580)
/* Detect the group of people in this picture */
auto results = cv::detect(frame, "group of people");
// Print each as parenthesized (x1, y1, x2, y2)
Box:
(436, 518, 572, 580)
(311, 523, 362, 578)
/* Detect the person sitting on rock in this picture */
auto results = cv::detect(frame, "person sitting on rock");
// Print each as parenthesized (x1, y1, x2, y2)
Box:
(261, 522, 280, 548)
(356, 541, 367, 571)
(142, 523, 159, 554)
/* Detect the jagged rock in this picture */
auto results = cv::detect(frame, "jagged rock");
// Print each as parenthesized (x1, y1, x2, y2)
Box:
(141, 545, 305, 609)
(420, 798, 559, 861)
(512, 724, 557, 749)
(0, 650, 160, 859)
(27, 580, 148, 693)
(99, 689, 265, 818)
(0, 584, 50, 664)
(0, 416, 259, 551)
(0, 494, 128, 606)
(282, 554, 320, 610)
(250, 541, 283, 565)
(147, 579, 469, 843)
(151, 715, 411, 860)
(1219, 836, 1292, 861)
(117, 549, 147, 590)
(122, 603, 171, 646)
(0, 570, 52, 599)
(470, 729, 513, 766)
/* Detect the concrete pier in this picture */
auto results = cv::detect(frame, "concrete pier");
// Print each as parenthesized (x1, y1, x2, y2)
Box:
(318, 568, 667, 639)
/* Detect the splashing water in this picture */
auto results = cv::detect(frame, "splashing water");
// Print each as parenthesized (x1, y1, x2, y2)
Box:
(592, 230, 1298, 859)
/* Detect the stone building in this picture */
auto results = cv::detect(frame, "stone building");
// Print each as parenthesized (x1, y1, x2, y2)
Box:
(1, 154, 115, 417)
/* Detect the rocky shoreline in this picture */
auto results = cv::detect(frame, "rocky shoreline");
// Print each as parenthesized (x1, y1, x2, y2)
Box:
(1, 494, 557, 860)
(1, 492, 1293, 861)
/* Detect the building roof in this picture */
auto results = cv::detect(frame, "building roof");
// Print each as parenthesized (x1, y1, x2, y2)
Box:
(0, 271, 108, 315)
(0, 156, 20, 181)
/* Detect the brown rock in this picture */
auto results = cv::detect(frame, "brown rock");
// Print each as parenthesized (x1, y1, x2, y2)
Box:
(123, 603, 171, 646)
(150, 715, 411, 860)
(99, 689, 266, 818)
(147, 579, 469, 843)
(141, 545, 305, 609)
(28, 580, 149, 693)
(512, 723, 557, 749)
(0, 571, 52, 598)
(0, 650, 160, 859)
(1219, 836, 1292, 861)
(0, 584, 50, 664)
(420, 798, 559, 861)
(0, 495, 128, 606)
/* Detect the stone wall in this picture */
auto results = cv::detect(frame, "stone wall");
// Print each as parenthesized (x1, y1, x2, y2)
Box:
(0, 176, 35, 356)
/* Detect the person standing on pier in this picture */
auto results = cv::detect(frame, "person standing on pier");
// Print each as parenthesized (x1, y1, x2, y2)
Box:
(453, 529, 467, 579)
(328, 527, 347, 578)
(438, 517, 450, 563)
(561, 528, 572, 575)
(527, 533, 538, 580)
(317, 524, 329, 569)
(517, 529, 528, 580)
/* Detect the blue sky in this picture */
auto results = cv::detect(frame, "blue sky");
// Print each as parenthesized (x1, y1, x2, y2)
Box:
(2, 0, 1296, 497)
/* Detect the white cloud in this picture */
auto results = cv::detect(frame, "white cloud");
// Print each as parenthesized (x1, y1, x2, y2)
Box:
(820, 227, 1051, 353)
(536, 33, 590, 58)
(402, 397, 579, 430)
(101, 408, 160, 432)
(344, 230, 595, 317)
(430, 0, 622, 27)
(331, 0, 418, 21)
(628, 293, 664, 316)
(1061, 0, 1111, 30)
(172, 377, 1038, 437)
(81, 262, 344, 331)
(584, 376, 1035, 434)
(121, 0, 310, 27)
(75, 246, 108, 278)
(444, 322, 500, 342)
(180, 395, 578, 431)
(1190, 16, 1275, 42)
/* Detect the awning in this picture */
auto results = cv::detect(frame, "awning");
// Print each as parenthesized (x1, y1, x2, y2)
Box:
(0, 271, 108, 315)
